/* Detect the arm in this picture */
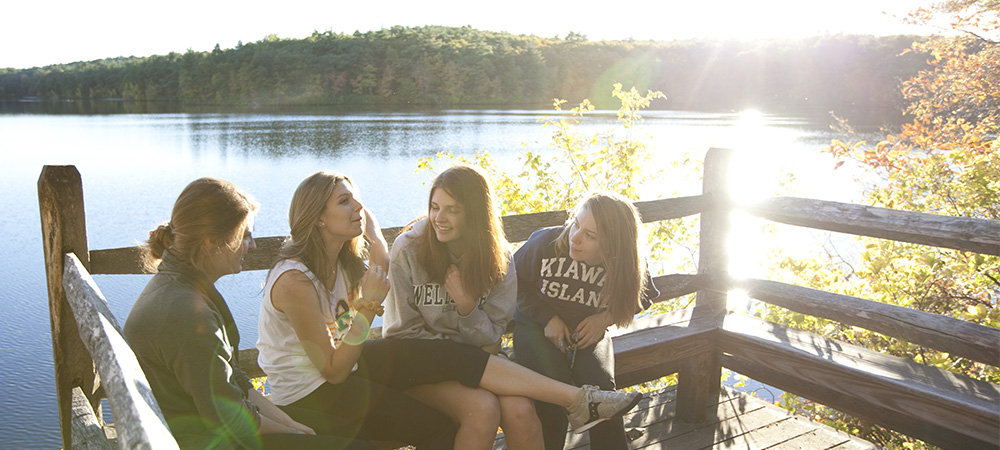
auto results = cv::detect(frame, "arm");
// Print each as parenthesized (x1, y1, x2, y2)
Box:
(453, 258, 516, 348)
(574, 311, 613, 350)
(364, 208, 389, 270)
(382, 244, 446, 340)
(639, 266, 660, 312)
(167, 314, 260, 446)
(270, 270, 366, 384)
(247, 388, 315, 435)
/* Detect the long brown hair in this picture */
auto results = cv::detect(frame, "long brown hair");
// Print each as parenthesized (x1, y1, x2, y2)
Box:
(555, 191, 646, 327)
(416, 164, 509, 298)
(145, 178, 259, 275)
(273, 171, 367, 300)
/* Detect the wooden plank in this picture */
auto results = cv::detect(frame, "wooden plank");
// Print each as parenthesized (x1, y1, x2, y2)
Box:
(649, 273, 702, 302)
(711, 413, 812, 449)
(718, 313, 1000, 450)
(679, 147, 733, 423)
(746, 197, 1000, 255)
(71, 386, 112, 450)
(634, 196, 706, 224)
(742, 278, 1000, 366)
(89, 196, 705, 275)
(63, 253, 180, 449)
(39, 165, 98, 450)
(762, 426, 847, 450)
(613, 309, 718, 387)
(644, 398, 789, 449)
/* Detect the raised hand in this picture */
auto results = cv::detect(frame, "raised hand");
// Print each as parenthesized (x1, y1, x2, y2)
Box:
(444, 264, 476, 315)
(360, 264, 390, 305)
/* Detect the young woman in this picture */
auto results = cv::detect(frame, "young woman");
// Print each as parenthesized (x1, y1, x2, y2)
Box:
(123, 178, 371, 450)
(512, 191, 661, 450)
(257, 171, 643, 450)
(382, 164, 543, 450)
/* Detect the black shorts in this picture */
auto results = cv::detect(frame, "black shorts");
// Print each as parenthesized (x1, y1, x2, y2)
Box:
(357, 338, 490, 389)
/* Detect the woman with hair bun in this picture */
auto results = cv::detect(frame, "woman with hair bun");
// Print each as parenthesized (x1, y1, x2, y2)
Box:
(123, 178, 372, 450)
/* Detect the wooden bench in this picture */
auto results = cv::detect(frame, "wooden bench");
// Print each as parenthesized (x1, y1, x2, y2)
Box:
(41, 147, 1000, 449)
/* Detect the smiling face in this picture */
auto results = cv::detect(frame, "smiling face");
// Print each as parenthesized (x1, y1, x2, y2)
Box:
(429, 187, 466, 248)
(568, 206, 603, 265)
(318, 180, 365, 241)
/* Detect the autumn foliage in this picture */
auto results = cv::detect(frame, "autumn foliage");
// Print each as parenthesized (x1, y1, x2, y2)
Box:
(796, 1, 999, 447)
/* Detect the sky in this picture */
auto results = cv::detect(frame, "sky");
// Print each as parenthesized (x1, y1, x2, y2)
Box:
(3, 0, 937, 70)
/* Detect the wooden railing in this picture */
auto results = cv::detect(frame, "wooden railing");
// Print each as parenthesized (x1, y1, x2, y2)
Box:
(40, 148, 1000, 449)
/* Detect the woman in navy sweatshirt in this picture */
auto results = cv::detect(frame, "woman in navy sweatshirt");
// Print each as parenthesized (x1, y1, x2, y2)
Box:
(513, 191, 660, 450)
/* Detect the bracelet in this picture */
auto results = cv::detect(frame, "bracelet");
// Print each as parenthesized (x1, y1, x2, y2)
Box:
(354, 298, 384, 316)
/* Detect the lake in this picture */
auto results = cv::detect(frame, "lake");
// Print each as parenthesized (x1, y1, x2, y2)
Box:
(0, 101, 874, 448)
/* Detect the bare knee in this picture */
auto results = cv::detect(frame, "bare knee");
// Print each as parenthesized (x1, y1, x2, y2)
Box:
(462, 389, 502, 433)
(500, 396, 541, 430)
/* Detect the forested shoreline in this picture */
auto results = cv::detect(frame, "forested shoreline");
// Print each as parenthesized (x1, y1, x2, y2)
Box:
(0, 26, 927, 113)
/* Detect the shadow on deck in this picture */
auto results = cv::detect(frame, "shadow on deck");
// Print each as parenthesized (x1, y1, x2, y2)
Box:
(495, 386, 877, 450)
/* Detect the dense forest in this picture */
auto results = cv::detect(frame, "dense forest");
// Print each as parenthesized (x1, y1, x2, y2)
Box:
(0, 26, 927, 113)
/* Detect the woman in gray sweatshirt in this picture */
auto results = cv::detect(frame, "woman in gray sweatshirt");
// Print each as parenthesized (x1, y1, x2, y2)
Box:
(383, 164, 543, 450)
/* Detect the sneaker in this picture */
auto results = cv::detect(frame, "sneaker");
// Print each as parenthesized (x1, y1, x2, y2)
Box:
(566, 385, 642, 433)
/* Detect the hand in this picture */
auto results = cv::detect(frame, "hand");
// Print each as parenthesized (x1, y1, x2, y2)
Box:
(444, 265, 476, 315)
(360, 264, 390, 304)
(285, 419, 316, 435)
(259, 414, 316, 435)
(575, 311, 612, 350)
(544, 315, 572, 354)
(480, 340, 502, 355)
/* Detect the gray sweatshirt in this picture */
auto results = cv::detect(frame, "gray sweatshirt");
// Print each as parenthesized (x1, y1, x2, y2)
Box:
(383, 218, 516, 347)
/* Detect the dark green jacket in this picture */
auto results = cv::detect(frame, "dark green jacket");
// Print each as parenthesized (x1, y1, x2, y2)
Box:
(123, 251, 261, 450)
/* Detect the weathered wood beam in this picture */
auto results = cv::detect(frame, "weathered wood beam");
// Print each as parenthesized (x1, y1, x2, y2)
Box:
(742, 278, 1000, 366)
(612, 308, 718, 387)
(678, 147, 733, 423)
(90, 196, 706, 275)
(39, 165, 97, 450)
(70, 387, 112, 450)
(719, 313, 1000, 450)
(63, 254, 180, 449)
(746, 197, 1000, 255)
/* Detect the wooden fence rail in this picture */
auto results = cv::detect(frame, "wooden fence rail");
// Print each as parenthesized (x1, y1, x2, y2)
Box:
(42, 147, 999, 449)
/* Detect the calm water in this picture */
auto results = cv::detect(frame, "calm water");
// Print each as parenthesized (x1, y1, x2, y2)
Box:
(0, 102, 870, 448)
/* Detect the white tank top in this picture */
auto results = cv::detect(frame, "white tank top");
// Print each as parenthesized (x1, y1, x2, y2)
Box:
(256, 259, 354, 405)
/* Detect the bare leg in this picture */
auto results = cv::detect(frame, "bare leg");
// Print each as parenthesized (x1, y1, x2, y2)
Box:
(498, 395, 544, 450)
(479, 355, 582, 408)
(406, 381, 500, 450)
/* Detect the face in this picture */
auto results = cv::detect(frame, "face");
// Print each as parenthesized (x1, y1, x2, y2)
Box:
(429, 188, 465, 246)
(318, 181, 365, 240)
(208, 215, 257, 278)
(568, 207, 602, 265)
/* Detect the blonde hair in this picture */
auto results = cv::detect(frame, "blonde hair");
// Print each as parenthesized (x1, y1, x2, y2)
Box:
(416, 164, 509, 298)
(145, 178, 259, 275)
(555, 191, 646, 327)
(273, 171, 366, 299)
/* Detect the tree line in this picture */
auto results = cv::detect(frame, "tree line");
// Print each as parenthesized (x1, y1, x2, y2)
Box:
(0, 25, 927, 113)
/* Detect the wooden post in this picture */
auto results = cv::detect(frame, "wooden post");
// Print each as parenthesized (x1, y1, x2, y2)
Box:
(39, 165, 97, 450)
(677, 147, 732, 423)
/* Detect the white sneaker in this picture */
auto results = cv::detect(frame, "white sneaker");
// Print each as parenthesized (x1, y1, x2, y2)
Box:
(566, 385, 642, 433)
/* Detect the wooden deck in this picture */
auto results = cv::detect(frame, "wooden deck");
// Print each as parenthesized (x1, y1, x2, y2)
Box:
(495, 386, 878, 450)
